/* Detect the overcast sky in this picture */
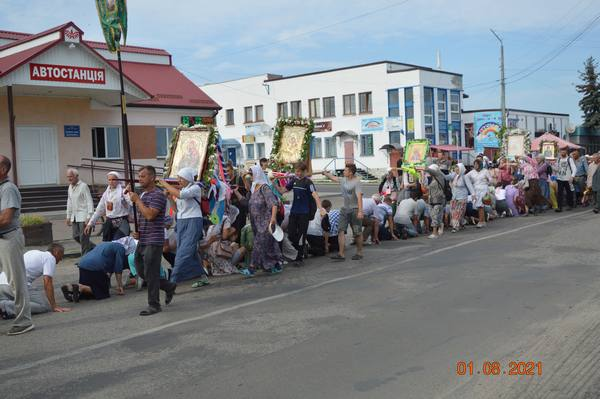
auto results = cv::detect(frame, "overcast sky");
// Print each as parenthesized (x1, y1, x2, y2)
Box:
(2, 0, 600, 124)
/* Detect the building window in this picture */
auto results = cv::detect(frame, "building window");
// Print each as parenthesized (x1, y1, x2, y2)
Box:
(343, 94, 356, 115)
(325, 137, 337, 158)
(246, 143, 255, 160)
(256, 143, 266, 159)
(323, 97, 335, 118)
(388, 89, 400, 117)
(424, 87, 435, 143)
(450, 91, 461, 122)
(311, 137, 323, 158)
(255, 105, 264, 122)
(226, 109, 234, 126)
(404, 88, 414, 138)
(277, 102, 288, 118)
(92, 127, 121, 159)
(437, 89, 448, 145)
(389, 131, 402, 146)
(359, 92, 372, 114)
(309, 98, 320, 119)
(244, 106, 253, 123)
(156, 127, 175, 158)
(360, 134, 374, 156)
(291, 101, 302, 118)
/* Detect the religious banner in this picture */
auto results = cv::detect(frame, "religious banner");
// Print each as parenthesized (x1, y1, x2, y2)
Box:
(165, 125, 217, 183)
(502, 128, 531, 161)
(474, 111, 501, 154)
(95, 0, 128, 52)
(541, 141, 558, 160)
(403, 139, 429, 167)
(270, 118, 314, 172)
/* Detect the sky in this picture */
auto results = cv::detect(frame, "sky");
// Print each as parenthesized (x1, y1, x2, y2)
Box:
(2, 0, 600, 125)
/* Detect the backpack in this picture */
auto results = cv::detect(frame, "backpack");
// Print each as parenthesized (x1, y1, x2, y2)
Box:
(434, 175, 453, 202)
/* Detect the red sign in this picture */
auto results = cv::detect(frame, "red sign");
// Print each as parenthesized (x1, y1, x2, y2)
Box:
(29, 63, 106, 85)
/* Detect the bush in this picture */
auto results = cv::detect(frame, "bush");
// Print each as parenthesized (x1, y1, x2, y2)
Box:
(20, 215, 48, 227)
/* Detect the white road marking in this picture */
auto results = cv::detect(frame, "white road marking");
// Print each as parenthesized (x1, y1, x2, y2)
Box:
(0, 211, 588, 376)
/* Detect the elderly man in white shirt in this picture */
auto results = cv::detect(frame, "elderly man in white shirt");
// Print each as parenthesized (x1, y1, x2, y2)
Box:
(0, 243, 70, 319)
(84, 171, 130, 242)
(66, 168, 95, 256)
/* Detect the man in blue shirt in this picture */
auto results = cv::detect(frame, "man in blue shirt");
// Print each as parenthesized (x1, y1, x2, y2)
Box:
(62, 242, 126, 301)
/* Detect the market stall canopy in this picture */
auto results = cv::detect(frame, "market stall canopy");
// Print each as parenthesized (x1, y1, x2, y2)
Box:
(531, 133, 582, 152)
(221, 138, 242, 147)
(430, 144, 472, 152)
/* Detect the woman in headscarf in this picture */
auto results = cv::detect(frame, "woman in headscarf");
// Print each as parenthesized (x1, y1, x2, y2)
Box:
(467, 159, 493, 228)
(159, 168, 209, 285)
(85, 171, 130, 241)
(449, 163, 475, 233)
(425, 164, 447, 239)
(241, 165, 282, 276)
(202, 206, 247, 276)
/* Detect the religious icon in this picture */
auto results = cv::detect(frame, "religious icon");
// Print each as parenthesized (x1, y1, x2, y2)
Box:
(403, 140, 429, 167)
(166, 127, 211, 179)
(541, 142, 557, 160)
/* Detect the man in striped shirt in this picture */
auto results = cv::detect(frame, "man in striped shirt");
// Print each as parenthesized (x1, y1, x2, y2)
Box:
(127, 166, 176, 316)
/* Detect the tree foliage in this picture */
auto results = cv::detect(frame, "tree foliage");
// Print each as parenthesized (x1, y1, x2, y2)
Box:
(576, 57, 600, 129)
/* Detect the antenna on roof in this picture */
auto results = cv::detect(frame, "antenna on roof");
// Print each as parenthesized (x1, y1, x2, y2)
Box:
(436, 50, 442, 70)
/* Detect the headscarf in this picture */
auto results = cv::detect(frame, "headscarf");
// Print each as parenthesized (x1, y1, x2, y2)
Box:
(105, 171, 124, 203)
(107, 171, 123, 185)
(453, 163, 466, 185)
(250, 165, 268, 193)
(177, 167, 196, 184)
(114, 236, 138, 256)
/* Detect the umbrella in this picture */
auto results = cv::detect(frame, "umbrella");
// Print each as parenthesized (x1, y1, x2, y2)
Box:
(531, 132, 582, 152)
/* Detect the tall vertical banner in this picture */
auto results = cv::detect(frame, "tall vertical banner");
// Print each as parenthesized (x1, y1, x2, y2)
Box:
(95, 0, 128, 52)
(474, 111, 501, 154)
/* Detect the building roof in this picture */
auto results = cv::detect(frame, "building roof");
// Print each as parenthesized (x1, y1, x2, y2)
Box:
(85, 40, 171, 57)
(463, 108, 570, 117)
(531, 133, 582, 151)
(0, 30, 30, 41)
(263, 60, 462, 82)
(0, 40, 60, 77)
(112, 61, 220, 110)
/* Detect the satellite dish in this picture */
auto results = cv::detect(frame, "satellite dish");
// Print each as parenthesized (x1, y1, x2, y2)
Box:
(566, 125, 576, 135)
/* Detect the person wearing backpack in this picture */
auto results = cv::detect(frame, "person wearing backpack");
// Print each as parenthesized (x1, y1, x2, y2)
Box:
(552, 147, 577, 212)
(276, 161, 323, 264)
(425, 164, 447, 239)
(467, 159, 493, 228)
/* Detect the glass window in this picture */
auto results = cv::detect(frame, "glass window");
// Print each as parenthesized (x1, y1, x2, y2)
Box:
(325, 137, 337, 158)
(360, 134, 374, 156)
(323, 97, 335, 118)
(277, 102, 288, 119)
(424, 88, 435, 143)
(388, 89, 400, 117)
(311, 137, 322, 158)
(343, 94, 356, 115)
(255, 105, 264, 122)
(226, 109, 234, 125)
(450, 91, 461, 122)
(437, 89, 447, 122)
(359, 92, 372, 114)
(389, 131, 402, 146)
(92, 127, 121, 159)
(156, 127, 175, 158)
(406, 131, 415, 141)
(246, 143, 255, 160)
(244, 106, 253, 123)
(291, 101, 302, 118)
(256, 143, 266, 159)
(309, 98, 320, 118)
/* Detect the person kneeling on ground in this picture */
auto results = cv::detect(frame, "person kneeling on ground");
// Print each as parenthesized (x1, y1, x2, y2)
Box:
(394, 191, 420, 239)
(62, 242, 127, 302)
(306, 199, 333, 256)
(373, 196, 398, 241)
(0, 244, 70, 319)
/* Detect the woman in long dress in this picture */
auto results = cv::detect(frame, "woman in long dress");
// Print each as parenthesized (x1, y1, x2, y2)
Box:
(450, 163, 475, 233)
(241, 166, 282, 276)
(467, 159, 492, 228)
(85, 171, 130, 241)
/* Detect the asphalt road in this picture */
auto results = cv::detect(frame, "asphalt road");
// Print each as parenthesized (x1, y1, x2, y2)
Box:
(2, 209, 600, 399)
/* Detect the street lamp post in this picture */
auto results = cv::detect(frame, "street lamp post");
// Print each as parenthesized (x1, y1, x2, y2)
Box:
(490, 29, 507, 131)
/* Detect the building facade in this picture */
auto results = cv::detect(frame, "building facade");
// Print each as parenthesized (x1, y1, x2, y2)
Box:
(202, 61, 464, 175)
(0, 22, 220, 186)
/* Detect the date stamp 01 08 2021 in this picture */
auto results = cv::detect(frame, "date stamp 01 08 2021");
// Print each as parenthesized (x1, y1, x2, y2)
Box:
(456, 361, 543, 376)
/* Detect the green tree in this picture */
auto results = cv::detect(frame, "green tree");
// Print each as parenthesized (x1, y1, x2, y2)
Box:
(576, 57, 600, 129)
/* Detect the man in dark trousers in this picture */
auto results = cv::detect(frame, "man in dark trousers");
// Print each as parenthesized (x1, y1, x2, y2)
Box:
(127, 166, 176, 316)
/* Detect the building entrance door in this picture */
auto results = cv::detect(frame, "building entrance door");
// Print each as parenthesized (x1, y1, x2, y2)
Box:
(16, 126, 59, 186)
(227, 147, 237, 166)
(344, 141, 354, 165)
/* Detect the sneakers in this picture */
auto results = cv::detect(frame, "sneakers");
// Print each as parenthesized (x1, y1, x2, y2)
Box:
(61, 285, 73, 302)
(451, 228, 458, 233)
(71, 284, 80, 303)
(270, 264, 283, 274)
(476, 222, 486, 229)
(135, 277, 144, 291)
(428, 234, 438, 239)
(191, 275, 210, 287)
(7, 324, 34, 336)
(439, 225, 444, 235)
(240, 268, 255, 277)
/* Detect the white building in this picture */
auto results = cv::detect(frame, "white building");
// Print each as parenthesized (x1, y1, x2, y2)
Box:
(202, 61, 464, 176)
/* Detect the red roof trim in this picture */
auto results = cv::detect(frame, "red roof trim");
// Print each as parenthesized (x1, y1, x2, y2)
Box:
(0, 30, 30, 41)
(0, 21, 80, 51)
(85, 40, 171, 57)
(0, 39, 61, 77)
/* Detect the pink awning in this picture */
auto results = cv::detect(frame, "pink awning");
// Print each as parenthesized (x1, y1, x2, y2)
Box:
(430, 144, 472, 152)
(531, 133, 582, 151)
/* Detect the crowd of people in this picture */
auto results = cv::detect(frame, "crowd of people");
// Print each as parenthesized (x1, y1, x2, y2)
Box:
(0, 145, 599, 335)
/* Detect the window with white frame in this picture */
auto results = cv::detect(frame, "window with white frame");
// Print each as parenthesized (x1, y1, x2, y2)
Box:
(323, 97, 335, 118)
(360, 134, 374, 156)
(424, 88, 435, 142)
(256, 143, 266, 159)
(92, 127, 121, 159)
(437, 89, 447, 122)
(156, 127, 175, 158)
(343, 94, 356, 115)
(311, 137, 322, 158)
(389, 131, 402, 146)
(450, 91, 461, 122)
(325, 137, 337, 158)
(246, 143, 255, 160)
(309, 98, 320, 118)
(226, 109, 234, 125)
(359, 92, 372, 114)
(244, 106, 253, 123)
(291, 101, 302, 118)
(277, 102, 288, 118)
(255, 105, 264, 122)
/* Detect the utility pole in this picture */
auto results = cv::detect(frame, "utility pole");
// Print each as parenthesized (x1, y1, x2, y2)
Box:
(490, 29, 506, 130)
